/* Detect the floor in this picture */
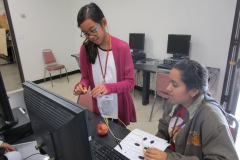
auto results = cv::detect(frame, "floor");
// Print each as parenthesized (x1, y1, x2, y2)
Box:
(4, 67, 240, 157)
(0, 63, 22, 92)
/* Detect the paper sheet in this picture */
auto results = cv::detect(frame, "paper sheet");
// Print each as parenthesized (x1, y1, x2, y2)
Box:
(12, 141, 49, 160)
(114, 129, 170, 159)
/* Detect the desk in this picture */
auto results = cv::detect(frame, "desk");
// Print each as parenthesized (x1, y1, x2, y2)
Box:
(70, 54, 220, 106)
(8, 90, 130, 158)
(134, 61, 220, 105)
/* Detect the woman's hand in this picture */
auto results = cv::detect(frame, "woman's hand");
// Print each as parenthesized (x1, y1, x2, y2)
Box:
(145, 148, 167, 160)
(91, 84, 107, 98)
(73, 84, 87, 95)
(1, 142, 16, 151)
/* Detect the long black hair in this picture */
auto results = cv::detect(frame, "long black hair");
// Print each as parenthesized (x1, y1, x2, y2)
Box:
(173, 59, 210, 96)
(77, 3, 105, 64)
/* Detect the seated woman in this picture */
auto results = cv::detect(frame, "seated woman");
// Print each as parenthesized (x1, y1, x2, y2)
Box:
(145, 59, 238, 160)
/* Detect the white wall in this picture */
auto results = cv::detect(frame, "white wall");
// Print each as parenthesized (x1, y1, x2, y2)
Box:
(8, 0, 236, 101)
(7, 0, 78, 81)
(0, 0, 5, 14)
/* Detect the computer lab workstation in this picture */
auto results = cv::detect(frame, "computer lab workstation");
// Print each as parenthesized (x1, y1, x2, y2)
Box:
(71, 33, 220, 106)
(0, 71, 133, 159)
(129, 33, 220, 105)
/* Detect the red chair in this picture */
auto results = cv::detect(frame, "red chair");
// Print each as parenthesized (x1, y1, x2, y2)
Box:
(227, 113, 239, 143)
(42, 49, 69, 87)
(149, 71, 170, 122)
(77, 87, 93, 112)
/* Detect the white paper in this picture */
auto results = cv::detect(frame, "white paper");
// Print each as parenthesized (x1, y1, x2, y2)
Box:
(114, 128, 170, 159)
(12, 141, 49, 160)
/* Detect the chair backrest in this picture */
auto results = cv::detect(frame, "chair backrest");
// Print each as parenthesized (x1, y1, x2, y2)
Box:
(42, 49, 57, 64)
(77, 87, 93, 112)
(226, 113, 239, 143)
(156, 72, 170, 99)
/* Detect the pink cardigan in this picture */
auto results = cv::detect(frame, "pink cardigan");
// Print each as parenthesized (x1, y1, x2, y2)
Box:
(76, 35, 137, 125)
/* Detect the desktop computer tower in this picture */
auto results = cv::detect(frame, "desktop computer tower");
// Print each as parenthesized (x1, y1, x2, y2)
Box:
(132, 52, 146, 61)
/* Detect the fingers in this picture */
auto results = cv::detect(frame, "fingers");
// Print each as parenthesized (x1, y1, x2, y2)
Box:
(144, 148, 167, 160)
(91, 84, 107, 98)
(73, 84, 87, 95)
(1, 143, 16, 151)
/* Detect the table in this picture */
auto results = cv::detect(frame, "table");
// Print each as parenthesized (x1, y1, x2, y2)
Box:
(8, 90, 130, 158)
(134, 60, 220, 105)
(70, 54, 220, 105)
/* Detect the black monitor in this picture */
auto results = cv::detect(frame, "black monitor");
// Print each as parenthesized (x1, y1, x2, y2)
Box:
(129, 33, 145, 53)
(22, 81, 93, 160)
(0, 71, 18, 131)
(167, 34, 191, 59)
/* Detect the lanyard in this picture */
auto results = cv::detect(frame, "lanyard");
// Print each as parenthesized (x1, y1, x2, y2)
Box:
(98, 34, 111, 84)
(169, 106, 183, 143)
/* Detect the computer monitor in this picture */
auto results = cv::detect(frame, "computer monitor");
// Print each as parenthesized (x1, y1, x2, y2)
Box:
(0, 71, 18, 131)
(167, 34, 191, 59)
(129, 33, 145, 53)
(22, 81, 93, 160)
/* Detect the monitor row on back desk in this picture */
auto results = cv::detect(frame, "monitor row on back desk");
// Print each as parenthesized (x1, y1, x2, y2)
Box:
(134, 60, 220, 105)
(7, 91, 130, 155)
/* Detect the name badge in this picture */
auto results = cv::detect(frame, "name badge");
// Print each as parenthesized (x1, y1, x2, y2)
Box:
(101, 94, 113, 101)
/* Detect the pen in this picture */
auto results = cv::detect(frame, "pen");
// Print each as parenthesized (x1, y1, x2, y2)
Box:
(114, 135, 122, 150)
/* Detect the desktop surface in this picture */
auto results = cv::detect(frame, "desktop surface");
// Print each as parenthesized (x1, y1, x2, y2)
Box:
(7, 90, 131, 159)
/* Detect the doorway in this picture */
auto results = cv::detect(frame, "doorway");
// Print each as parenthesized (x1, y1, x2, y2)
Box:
(0, 0, 22, 92)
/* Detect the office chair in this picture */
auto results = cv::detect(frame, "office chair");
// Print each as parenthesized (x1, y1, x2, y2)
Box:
(42, 49, 69, 87)
(226, 113, 239, 143)
(149, 71, 170, 122)
(77, 87, 93, 112)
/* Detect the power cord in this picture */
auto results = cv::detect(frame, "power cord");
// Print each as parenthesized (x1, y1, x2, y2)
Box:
(23, 153, 47, 160)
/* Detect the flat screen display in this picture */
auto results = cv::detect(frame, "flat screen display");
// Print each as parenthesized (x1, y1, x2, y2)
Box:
(167, 34, 191, 58)
(129, 33, 145, 52)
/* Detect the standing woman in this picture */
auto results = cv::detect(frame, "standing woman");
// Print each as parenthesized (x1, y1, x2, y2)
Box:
(145, 59, 238, 160)
(74, 3, 136, 126)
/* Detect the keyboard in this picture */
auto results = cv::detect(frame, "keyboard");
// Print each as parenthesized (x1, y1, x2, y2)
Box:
(92, 136, 129, 160)
(157, 63, 173, 69)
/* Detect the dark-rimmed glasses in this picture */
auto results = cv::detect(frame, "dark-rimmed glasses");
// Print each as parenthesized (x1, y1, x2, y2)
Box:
(80, 23, 100, 38)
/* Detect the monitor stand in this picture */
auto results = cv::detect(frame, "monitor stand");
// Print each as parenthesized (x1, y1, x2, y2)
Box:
(170, 56, 183, 60)
(0, 108, 33, 144)
(170, 56, 189, 61)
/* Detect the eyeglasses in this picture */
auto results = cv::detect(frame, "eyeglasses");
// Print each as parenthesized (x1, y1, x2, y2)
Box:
(80, 23, 100, 38)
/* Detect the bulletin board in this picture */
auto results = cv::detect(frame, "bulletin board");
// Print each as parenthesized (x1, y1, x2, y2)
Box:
(0, 15, 9, 30)
(0, 28, 7, 56)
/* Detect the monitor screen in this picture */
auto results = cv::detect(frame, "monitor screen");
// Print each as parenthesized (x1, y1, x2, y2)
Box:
(0, 71, 18, 131)
(23, 81, 93, 160)
(167, 34, 191, 59)
(129, 33, 145, 53)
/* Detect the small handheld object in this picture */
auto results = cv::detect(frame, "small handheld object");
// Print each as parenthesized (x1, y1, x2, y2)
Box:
(114, 135, 122, 150)
(83, 88, 87, 93)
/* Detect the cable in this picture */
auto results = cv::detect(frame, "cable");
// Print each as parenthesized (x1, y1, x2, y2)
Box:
(23, 153, 44, 160)
(144, 51, 158, 60)
(102, 117, 147, 153)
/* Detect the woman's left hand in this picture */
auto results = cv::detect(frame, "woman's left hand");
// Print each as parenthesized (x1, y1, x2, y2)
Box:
(145, 148, 167, 160)
(91, 84, 108, 98)
(1, 142, 17, 151)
